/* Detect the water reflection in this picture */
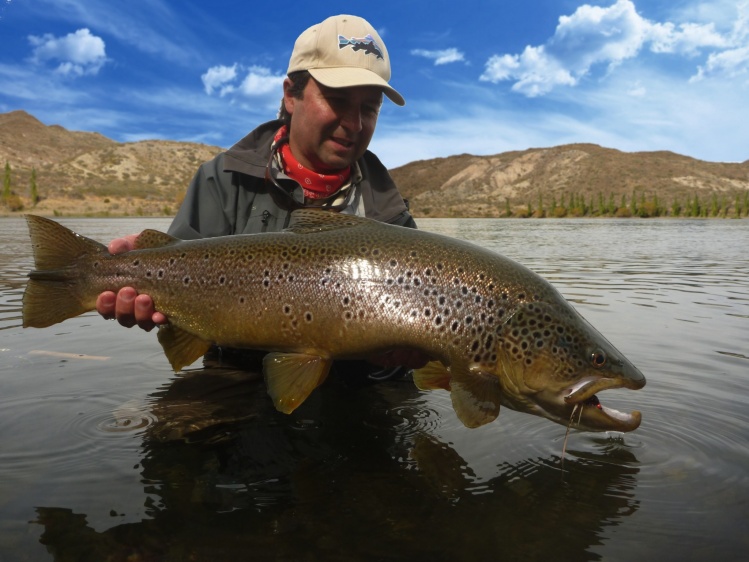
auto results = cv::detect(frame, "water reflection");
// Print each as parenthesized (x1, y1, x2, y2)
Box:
(31, 363, 641, 561)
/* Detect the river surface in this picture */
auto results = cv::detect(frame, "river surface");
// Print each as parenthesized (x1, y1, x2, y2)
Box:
(0, 217, 747, 561)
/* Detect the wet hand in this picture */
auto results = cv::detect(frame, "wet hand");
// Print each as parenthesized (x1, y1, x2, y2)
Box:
(95, 234, 168, 330)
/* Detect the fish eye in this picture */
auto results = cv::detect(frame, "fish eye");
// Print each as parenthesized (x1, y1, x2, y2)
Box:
(591, 350, 607, 368)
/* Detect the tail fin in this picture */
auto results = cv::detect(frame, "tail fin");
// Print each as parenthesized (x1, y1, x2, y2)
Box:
(23, 215, 108, 328)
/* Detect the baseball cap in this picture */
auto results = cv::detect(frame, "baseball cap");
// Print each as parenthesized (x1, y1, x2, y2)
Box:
(287, 15, 405, 106)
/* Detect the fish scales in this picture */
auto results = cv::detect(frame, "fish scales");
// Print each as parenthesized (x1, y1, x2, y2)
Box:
(22, 210, 645, 431)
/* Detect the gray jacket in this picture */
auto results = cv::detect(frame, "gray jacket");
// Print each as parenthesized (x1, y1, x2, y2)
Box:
(168, 119, 415, 239)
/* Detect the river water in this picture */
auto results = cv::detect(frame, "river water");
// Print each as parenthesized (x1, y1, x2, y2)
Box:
(0, 217, 747, 561)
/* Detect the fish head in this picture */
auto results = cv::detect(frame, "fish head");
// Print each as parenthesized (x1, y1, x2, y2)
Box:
(496, 301, 645, 432)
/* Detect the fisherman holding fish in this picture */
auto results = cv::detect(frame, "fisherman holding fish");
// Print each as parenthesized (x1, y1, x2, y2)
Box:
(94, 15, 426, 374)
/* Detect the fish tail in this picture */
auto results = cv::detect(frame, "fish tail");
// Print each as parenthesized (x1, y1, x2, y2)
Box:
(23, 215, 108, 328)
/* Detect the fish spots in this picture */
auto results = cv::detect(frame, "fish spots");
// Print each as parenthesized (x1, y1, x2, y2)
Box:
(183, 275, 191, 286)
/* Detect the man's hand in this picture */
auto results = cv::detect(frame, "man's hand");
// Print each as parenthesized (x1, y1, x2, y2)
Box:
(94, 234, 168, 331)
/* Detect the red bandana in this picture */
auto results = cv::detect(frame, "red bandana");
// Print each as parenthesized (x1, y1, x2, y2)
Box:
(273, 126, 352, 200)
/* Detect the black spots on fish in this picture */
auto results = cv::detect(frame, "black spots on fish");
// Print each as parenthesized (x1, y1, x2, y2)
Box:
(389, 259, 398, 267)
(182, 275, 191, 286)
(169, 257, 176, 266)
(145, 270, 152, 279)
(218, 275, 227, 285)
(157, 270, 165, 280)
(239, 296, 246, 305)
(304, 312, 314, 323)
(132, 259, 140, 267)
(342, 296, 351, 307)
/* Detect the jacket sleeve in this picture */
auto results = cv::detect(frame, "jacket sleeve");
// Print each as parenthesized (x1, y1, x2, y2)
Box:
(167, 154, 239, 239)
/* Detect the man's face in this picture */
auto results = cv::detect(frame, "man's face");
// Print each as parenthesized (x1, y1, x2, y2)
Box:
(284, 77, 383, 172)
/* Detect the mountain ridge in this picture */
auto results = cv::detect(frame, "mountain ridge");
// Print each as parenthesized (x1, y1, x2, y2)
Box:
(2, 110, 747, 217)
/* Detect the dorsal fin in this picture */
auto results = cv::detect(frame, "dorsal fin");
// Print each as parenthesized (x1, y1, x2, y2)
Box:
(285, 209, 369, 234)
(135, 229, 180, 250)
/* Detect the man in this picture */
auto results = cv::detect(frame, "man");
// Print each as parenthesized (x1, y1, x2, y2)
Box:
(96, 14, 424, 372)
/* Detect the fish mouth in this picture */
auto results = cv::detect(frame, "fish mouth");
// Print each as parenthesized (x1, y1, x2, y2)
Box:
(559, 376, 645, 432)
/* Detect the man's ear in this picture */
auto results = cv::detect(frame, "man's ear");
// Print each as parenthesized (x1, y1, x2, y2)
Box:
(282, 78, 296, 115)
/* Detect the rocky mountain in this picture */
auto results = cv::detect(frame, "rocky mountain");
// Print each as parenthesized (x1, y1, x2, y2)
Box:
(390, 145, 749, 218)
(2, 110, 748, 217)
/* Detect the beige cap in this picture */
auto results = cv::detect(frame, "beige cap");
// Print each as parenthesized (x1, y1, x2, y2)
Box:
(287, 14, 405, 106)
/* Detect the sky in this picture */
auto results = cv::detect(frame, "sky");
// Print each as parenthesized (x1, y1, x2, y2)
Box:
(1, 0, 748, 168)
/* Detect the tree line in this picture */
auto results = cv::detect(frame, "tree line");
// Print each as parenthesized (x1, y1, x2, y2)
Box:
(506, 189, 749, 219)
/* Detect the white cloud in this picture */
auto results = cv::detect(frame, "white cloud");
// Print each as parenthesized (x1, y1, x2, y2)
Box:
(202, 64, 284, 100)
(201, 64, 238, 96)
(28, 28, 107, 76)
(411, 48, 466, 65)
(238, 66, 285, 96)
(480, 0, 746, 96)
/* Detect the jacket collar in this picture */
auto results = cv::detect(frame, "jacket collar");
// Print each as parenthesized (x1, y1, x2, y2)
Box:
(222, 119, 282, 178)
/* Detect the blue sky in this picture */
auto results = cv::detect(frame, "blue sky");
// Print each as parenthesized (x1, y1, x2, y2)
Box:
(1, 0, 747, 167)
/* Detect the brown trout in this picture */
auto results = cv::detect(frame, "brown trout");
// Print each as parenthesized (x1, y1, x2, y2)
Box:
(23, 210, 645, 431)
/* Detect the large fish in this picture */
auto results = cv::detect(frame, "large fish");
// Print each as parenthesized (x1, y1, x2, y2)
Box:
(23, 210, 645, 431)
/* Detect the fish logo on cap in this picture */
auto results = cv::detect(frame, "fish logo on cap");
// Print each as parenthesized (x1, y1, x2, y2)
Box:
(338, 34, 384, 59)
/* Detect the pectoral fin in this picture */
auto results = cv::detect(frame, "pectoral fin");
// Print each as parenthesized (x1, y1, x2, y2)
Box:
(450, 366, 501, 428)
(263, 352, 333, 414)
(413, 361, 452, 391)
(157, 325, 212, 372)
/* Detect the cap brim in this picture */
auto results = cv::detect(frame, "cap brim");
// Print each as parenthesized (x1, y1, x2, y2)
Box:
(309, 67, 405, 106)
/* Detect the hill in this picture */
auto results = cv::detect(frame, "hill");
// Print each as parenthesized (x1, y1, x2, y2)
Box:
(390, 144, 749, 218)
(0, 110, 223, 216)
(1, 110, 748, 218)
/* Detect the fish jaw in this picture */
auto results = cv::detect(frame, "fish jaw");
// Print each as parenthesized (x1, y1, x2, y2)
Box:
(530, 374, 645, 432)
(496, 301, 646, 433)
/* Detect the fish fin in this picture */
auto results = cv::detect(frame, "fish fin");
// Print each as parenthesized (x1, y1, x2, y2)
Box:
(135, 229, 180, 249)
(263, 352, 333, 414)
(157, 325, 212, 372)
(23, 215, 107, 328)
(450, 366, 501, 428)
(413, 361, 452, 391)
(285, 209, 367, 234)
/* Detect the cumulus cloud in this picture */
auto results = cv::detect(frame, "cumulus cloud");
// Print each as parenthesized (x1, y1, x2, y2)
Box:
(480, 0, 747, 96)
(411, 48, 466, 65)
(201, 64, 238, 96)
(202, 64, 284, 99)
(28, 28, 107, 76)
(692, 1, 749, 80)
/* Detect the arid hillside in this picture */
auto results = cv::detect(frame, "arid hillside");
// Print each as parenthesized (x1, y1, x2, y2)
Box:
(2, 110, 748, 218)
(0, 110, 223, 216)
(390, 145, 749, 218)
